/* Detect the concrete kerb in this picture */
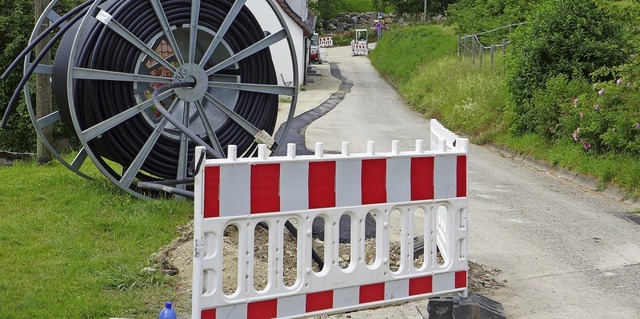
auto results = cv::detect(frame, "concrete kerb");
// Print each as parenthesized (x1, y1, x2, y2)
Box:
(487, 144, 640, 212)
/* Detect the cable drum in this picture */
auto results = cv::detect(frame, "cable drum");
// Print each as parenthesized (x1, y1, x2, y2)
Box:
(54, 0, 278, 182)
(0, 0, 300, 198)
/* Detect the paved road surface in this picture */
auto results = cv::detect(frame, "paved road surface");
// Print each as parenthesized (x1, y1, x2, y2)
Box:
(292, 45, 640, 318)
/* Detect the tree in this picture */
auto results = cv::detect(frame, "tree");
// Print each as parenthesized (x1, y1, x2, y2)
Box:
(0, 0, 81, 152)
(310, 0, 349, 32)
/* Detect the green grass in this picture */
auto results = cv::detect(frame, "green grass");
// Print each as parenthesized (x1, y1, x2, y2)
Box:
(370, 25, 457, 85)
(371, 25, 507, 143)
(497, 134, 640, 198)
(0, 160, 192, 318)
(370, 23, 640, 199)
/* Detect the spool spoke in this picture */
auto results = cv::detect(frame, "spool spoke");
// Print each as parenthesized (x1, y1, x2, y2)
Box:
(204, 92, 260, 136)
(194, 100, 225, 156)
(206, 29, 287, 75)
(35, 111, 61, 129)
(95, 9, 176, 72)
(71, 148, 88, 171)
(46, 9, 63, 25)
(208, 81, 295, 96)
(189, 0, 201, 63)
(120, 100, 179, 188)
(198, 0, 247, 67)
(73, 67, 172, 83)
(149, 0, 185, 65)
(82, 90, 173, 141)
(29, 63, 53, 75)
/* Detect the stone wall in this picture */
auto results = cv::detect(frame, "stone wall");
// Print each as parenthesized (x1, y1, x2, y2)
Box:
(323, 12, 394, 33)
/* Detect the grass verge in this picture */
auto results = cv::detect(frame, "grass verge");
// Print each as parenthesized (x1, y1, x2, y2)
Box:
(0, 160, 192, 318)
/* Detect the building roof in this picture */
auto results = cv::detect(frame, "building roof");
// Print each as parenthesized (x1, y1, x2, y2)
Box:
(275, 0, 317, 36)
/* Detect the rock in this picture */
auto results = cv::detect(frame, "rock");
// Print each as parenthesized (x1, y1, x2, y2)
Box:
(0, 158, 12, 167)
(142, 267, 157, 273)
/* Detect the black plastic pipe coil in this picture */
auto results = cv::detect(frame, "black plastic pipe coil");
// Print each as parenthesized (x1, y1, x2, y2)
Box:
(52, 0, 278, 180)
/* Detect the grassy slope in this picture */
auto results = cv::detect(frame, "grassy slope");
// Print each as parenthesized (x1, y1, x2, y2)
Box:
(370, 25, 508, 142)
(0, 161, 192, 318)
(370, 24, 640, 200)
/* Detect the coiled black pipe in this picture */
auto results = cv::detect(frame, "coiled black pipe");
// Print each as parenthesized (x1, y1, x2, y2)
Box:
(52, 0, 278, 180)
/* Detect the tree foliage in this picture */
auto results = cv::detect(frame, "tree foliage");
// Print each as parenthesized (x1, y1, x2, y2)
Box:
(0, 0, 81, 152)
(311, 0, 350, 32)
(371, 0, 456, 17)
(505, 0, 631, 136)
(447, 0, 540, 36)
(0, 0, 36, 151)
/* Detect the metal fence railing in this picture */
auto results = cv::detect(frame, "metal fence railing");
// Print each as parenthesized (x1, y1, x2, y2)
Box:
(457, 22, 526, 69)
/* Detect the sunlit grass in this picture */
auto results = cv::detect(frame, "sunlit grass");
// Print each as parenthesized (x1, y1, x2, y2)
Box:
(0, 159, 192, 318)
(496, 134, 640, 199)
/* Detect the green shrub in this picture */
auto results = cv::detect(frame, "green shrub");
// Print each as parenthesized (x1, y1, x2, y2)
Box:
(560, 77, 640, 155)
(527, 74, 592, 139)
(447, 0, 540, 39)
(506, 0, 630, 135)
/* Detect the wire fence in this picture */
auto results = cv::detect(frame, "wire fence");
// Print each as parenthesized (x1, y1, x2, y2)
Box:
(457, 22, 526, 70)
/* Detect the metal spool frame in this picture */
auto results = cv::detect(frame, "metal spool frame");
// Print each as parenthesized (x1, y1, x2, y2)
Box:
(21, 0, 299, 198)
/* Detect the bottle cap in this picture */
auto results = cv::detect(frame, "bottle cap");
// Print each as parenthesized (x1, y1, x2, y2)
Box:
(165, 301, 172, 309)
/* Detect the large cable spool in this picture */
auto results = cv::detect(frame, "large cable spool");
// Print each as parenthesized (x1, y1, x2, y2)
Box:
(8, 0, 299, 198)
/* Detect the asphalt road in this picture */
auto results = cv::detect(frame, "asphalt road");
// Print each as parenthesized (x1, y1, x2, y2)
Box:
(293, 45, 640, 318)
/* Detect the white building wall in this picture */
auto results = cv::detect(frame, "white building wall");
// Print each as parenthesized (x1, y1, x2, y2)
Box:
(246, 0, 306, 88)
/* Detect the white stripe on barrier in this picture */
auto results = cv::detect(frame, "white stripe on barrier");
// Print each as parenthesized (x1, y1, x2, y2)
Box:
(193, 122, 469, 319)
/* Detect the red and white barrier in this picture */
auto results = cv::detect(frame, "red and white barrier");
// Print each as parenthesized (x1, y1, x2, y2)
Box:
(192, 126, 469, 319)
(318, 36, 333, 48)
(351, 40, 369, 56)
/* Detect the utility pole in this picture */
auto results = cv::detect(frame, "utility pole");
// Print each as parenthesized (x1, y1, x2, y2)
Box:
(423, 0, 428, 22)
(35, 0, 52, 164)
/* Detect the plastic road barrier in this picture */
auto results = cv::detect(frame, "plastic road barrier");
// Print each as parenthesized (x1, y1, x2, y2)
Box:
(192, 122, 469, 319)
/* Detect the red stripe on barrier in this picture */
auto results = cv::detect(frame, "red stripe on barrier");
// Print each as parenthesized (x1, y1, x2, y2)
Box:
(201, 308, 215, 319)
(359, 283, 385, 303)
(248, 299, 277, 319)
(409, 275, 433, 296)
(410, 157, 434, 200)
(455, 271, 467, 288)
(361, 159, 386, 204)
(457, 156, 467, 197)
(306, 290, 333, 313)
(251, 164, 280, 213)
(204, 166, 220, 218)
(308, 161, 336, 209)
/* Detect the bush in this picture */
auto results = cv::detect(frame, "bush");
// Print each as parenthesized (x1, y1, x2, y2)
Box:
(527, 74, 592, 140)
(506, 0, 630, 135)
(447, 0, 539, 39)
(560, 76, 640, 155)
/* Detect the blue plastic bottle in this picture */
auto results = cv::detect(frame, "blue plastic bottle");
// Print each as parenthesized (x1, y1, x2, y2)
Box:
(158, 301, 177, 319)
